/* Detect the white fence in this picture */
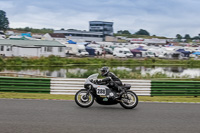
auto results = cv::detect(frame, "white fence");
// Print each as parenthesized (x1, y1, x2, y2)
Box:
(50, 78, 151, 96)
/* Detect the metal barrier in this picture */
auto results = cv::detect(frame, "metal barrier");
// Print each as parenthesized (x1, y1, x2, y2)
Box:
(0, 77, 51, 93)
(50, 78, 151, 96)
(151, 80, 200, 96)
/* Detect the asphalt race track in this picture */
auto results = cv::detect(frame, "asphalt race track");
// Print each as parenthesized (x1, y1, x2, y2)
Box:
(0, 99, 200, 133)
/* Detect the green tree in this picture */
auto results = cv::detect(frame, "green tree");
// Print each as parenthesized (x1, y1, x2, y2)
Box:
(0, 10, 9, 32)
(184, 34, 191, 40)
(176, 34, 182, 39)
(193, 36, 200, 40)
(24, 27, 31, 32)
(135, 29, 150, 36)
(117, 30, 131, 35)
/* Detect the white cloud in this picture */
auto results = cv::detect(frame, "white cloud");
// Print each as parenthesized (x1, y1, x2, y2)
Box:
(1, 0, 200, 38)
(0, 1, 14, 9)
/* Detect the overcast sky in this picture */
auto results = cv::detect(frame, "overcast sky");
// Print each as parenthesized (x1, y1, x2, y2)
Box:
(0, 0, 200, 38)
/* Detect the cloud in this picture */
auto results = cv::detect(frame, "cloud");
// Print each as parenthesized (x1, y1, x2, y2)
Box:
(1, 0, 200, 38)
(0, 1, 14, 9)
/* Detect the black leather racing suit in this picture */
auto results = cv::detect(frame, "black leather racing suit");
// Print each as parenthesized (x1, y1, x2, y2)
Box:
(101, 72, 122, 92)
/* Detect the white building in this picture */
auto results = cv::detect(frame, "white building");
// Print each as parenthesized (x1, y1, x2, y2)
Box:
(0, 39, 66, 57)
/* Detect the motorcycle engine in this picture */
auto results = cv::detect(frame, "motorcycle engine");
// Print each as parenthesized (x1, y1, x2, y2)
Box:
(107, 92, 116, 99)
(109, 92, 114, 97)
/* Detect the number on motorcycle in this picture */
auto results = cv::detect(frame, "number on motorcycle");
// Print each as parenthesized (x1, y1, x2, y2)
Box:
(97, 88, 106, 95)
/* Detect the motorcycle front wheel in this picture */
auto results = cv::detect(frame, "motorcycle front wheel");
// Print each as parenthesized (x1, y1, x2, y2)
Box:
(120, 91, 138, 109)
(75, 89, 94, 108)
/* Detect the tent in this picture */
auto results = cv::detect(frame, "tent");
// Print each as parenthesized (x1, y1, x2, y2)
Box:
(176, 49, 191, 57)
(76, 42, 89, 46)
(21, 33, 32, 37)
(192, 52, 200, 55)
(67, 40, 76, 44)
(135, 47, 147, 51)
(86, 46, 95, 56)
(130, 49, 142, 57)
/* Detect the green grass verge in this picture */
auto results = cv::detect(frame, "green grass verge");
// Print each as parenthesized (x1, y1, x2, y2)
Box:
(0, 92, 74, 100)
(0, 92, 199, 103)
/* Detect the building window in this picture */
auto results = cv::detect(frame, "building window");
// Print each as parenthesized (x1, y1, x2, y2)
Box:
(0, 46, 4, 51)
(44, 47, 52, 52)
(7, 46, 11, 51)
(58, 47, 63, 52)
(47, 47, 52, 52)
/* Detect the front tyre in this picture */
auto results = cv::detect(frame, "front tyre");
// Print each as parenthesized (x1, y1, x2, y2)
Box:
(120, 91, 138, 109)
(75, 89, 94, 108)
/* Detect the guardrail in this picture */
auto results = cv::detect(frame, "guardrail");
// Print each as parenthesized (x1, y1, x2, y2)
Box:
(1, 77, 200, 96)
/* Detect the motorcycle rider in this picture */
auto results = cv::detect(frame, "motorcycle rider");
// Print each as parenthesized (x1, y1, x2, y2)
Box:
(96, 66, 125, 97)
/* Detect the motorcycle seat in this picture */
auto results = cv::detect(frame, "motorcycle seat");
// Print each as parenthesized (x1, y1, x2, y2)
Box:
(123, 84, 131, 90)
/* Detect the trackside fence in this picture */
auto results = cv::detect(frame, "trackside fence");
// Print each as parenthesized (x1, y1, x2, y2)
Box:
(0, 76, 200, 96)
(0, 77, 51, 93)
(151, 80, 200, 96)
(50, 78, 151, 96)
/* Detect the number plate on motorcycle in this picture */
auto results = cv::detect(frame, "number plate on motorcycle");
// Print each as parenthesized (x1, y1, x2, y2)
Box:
(97, 88, 106, 96)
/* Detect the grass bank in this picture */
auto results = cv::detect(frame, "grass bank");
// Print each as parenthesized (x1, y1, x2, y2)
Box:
(1, 56, 200, 66)
(0, 92, 199, 103)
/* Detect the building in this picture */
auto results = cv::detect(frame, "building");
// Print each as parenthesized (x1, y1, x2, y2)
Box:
(0, 39, 66, 57)
(53, 21, 114, 42)
(54, 29, 103, 42)
(89, 21, 114, 37)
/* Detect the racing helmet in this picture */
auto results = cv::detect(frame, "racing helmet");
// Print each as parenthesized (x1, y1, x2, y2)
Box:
(100, 66, 109, 76)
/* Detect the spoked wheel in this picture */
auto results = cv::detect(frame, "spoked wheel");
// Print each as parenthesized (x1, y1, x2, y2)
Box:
(75, 89, 94, 108)
(120, 91, 138, 109)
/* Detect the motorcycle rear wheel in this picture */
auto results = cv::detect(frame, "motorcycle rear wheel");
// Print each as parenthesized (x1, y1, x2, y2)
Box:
(120, 91, 138, 109)
(75, 89, 94, 108)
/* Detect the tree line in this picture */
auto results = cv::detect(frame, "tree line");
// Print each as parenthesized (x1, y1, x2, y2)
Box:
(11, 27, 54, 34)
(116, 29, 200, 41)
(116, 29, 150, 36)
(176, 34, 200, 40)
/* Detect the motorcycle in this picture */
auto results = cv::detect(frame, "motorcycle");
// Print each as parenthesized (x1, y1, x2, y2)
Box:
(75, 73, 138, 109)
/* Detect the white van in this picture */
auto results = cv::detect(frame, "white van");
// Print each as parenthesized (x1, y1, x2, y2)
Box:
(141, 51, 155, 58)
(66, 44, 89, 57)
(113, 48, 133, 58)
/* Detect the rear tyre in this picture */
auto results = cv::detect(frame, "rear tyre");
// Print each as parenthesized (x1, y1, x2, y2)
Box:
(120, 91, 138, 109)
(75, 89, 94, 108)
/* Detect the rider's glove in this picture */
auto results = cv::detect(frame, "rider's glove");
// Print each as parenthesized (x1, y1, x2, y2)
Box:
(93, 79, 102, 83)
(97, 79, 102, 82)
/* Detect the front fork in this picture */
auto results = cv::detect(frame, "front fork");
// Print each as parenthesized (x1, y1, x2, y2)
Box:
(84, 88, 92, 98)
